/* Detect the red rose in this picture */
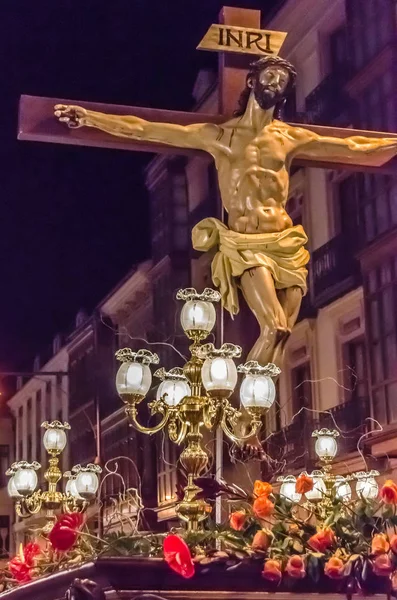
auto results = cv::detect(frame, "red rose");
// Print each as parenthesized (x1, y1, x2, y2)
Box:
(254, 480, 272, 498)
(48, 512, 85, 552)
(9, 543, 41, 583)
(308, 528, 335, 553)
(371, 533, 390, 555)
(295, 473, 314, 495)
(373, 553, 393, 577)
(262, 559, 282, 583)
(163, 535, 194, 579)
(230, 510, 246, 531)
(253, 496, 274, 519)
(380, 480, 397, 504)
(286, 555, 305, 579)
(324, 556, 345, 579)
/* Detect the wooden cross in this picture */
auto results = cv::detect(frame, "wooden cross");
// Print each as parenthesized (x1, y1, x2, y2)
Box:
(17, 7, 397, 173)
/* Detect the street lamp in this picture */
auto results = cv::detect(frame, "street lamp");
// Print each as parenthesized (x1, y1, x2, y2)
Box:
(115, 288, 280, 532)
(6, 421, 101, 519)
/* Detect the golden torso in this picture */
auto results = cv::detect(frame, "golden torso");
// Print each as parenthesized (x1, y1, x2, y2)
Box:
(214, 120, 297, 234)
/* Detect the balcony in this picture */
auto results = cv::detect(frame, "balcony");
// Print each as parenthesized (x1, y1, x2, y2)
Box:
(266, 397, 370, 471)
(311, 233, 361, 308)
(304, 70, 354, 127)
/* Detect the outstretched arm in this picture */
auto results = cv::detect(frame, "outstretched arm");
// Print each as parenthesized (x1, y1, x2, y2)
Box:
(54, 105, 219, 152)
(291, 126, 397, 167)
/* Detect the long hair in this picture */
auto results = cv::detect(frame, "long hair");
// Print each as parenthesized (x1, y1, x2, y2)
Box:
(235, 55, 297, 119)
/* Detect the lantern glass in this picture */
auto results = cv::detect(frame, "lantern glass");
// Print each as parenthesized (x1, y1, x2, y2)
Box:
(75, 471, 99, 499)
(280, 476, 301, 503)
(7, 476, 22, 499)
(180, 300, 216, 334)
(116, 361, 152, 397)
(305, 473, 326, 502)
(13, 468, 38, 496)
(356, 476, 378, 500)
(157, 379, 191, 406)
(66, 478, 84, 500)
(201, 357, 237, 394)
(240, 374, 276, 410)
(334, 476, 352, 502)
(314, 434, 338, 460)
(43, 428, 67, 453)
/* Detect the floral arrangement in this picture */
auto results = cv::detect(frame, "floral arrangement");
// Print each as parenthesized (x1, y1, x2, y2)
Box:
(3, 476, 397, 596)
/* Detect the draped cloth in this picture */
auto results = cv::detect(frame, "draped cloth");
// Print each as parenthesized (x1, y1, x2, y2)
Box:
(192, 217, 310, 316)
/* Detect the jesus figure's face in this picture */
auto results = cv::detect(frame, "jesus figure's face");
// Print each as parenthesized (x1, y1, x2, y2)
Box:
(253, 65, 290, 110)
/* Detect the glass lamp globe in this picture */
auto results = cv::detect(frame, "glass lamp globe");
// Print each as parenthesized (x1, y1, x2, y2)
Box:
(201, 357, 237, 397)
(356, 472, 379, 500)
(75, 470, 99, 499)
(13, 468, 38, 497)
(334, 476, 352, 502)
(157, 378, 191, 407)
(240, 374, 276, 410)
(116, 361, 152, 399)
(314, 432, 338, 461)
(43, 427, 67, 453)
(180, 300, 216, 334)
(280, 476, 301, 503)
(305, 471, 327, 502)
(7, 476, 22, 499)
(66, 477, 84, 500)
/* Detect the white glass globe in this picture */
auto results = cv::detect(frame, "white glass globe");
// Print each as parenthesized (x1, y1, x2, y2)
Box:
(180, 300, 216, 333)
(240, 374, 276, 409)
(116, 361, 152, 397)
(7, 476, 22, 499)
(201, 357, 237, 395)
(356, 476, 378, 500)
(75, 471, 99, 499)
(13, 468, 38, 496)
(315, 435, 338, 460)
(280, 476, 301, 503)
(43, 428, 67, 453)
(66, 477, 84, 500)
(305, 473, 327, 502)
(334, 476, 352, 502)
(157, 379, 191, 407)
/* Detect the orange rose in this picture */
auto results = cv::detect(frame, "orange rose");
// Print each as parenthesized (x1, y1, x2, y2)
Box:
(380, 480, 397, 504)
(373, 553, 393, 577)
(295, 473, 314, 495)
(390, 534, 397, 554)
(286, 555, 305, 579)
(253, 496, 274, 519)
(262, 559, 282, 583)
(371, 533, 390, 555)
(230, 510, 246, 531)
(252, 530, 271, 552)
(308, 528, 335, 553)
(324, 556, 345, 579)
(254, 480, 272, 498)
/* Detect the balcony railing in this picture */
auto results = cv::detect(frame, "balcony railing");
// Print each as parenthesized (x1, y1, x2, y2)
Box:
(304, 70, 354, 126)
(311, 233, 361, 308)
(266, 397, 370, 471)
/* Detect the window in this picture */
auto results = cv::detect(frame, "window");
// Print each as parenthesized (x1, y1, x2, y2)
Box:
(157, 438, 178, 506)
(0, 516, 10, 558)
(329, 26, 348, 75)
(347, 0, 395, 72)
(36, 389, 42, 463)
(291, 362, 312, 421)
(0, 446, 9, 488)
(365, 258, 397, 424)
(342, 337, 369, 400)
(357, 72, 396, 133)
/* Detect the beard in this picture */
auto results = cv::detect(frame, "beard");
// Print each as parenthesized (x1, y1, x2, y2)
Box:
(253, 82, 284, 111)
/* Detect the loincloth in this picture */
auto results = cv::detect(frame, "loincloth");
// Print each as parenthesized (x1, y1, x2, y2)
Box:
(192, 217, 310, 316)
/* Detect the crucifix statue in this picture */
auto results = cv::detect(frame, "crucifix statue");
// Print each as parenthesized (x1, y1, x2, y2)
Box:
(18, 7, 397, 369)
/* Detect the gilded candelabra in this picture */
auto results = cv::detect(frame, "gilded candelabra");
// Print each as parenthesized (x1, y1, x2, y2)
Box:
(277, 428, 379, 520)
(6, 421, 101, 520)
(115, 288, 280, 531)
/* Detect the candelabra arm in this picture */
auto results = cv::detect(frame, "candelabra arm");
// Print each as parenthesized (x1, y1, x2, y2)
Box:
(203, 398, 222, 430)
(220, 402, 261, 444)
(125, 403, 170, 435)
(16, 492, 43, 519)
(168, 417, 188, 445)
(63, 497, 89, 514)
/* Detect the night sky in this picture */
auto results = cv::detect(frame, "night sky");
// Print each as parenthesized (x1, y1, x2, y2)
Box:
(0, 0, 279, 371)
